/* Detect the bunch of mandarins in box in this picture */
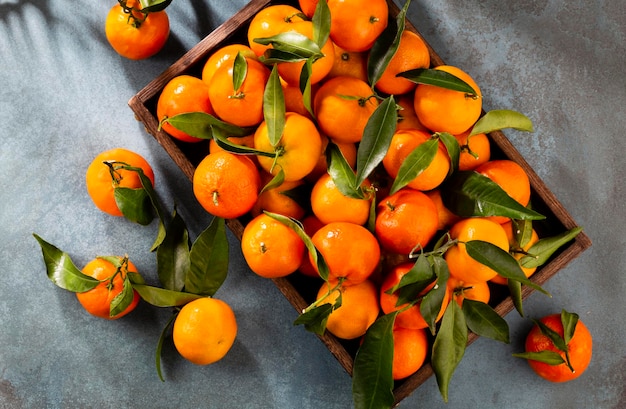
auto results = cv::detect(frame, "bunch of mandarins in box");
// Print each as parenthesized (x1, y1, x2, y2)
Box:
(152, 0, 586, 406)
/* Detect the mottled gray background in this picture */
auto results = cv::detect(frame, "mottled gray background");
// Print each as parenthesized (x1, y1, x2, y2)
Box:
(1, 0, 624, 408)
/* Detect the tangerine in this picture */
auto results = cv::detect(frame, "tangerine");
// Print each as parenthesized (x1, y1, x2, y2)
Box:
(310, 173, 372, 225)
(327, 0, 389, 52)
(392, 327, 429, 380)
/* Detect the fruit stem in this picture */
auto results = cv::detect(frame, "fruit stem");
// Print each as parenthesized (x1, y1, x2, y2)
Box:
(118, 0, 148, 28)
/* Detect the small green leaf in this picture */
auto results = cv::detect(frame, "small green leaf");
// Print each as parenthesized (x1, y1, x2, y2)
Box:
(508, 279, 524, 317)
(470, 109, 534, 136)
(232, 51, 248, 92)
(109, 275, 136, 317)
(155, 312, 177, 382)
(367, 0, 409, 87)
(399, 68, 478, 95)
(300, 59, 315, 118)
(511, 218, 534, 249)
(212, 127, 275, 158)
(462, 299, 510, 343)
(520, 227, 583, 268)
(421, 255, 450, 335)
(139, 0, 173, 13)
(465, 240, 550, 296)
(114, 187, 154, 225)
(165, 112, 254, 139)
(255, 31, 322, 59)
(512, 350, 566, 366)
(432, 300, 467, 403)
(261, 49, 308, 64)
(293, 303, 334, 335)
(33, 234, 100, 292)
(156, 209, 190, 292)
(264, 212, 329, 281)
(327, 142, 362, 199)
(534, 318, 568, 352)
(132, 284, 203, 307)
(438, 131, 460, 176)
(561, 309, 579, 346)
(352, 312, 397, 409)
(186, 217, 229, 297)
(389, 253, 435, 304)
(312, 0, 331, 48)
(355, 96, 397, 188)
(390, 137, 438, 194)
(441, 171, 546, 220)
(260, 171, 285, 194)
(264, 66, 286, 147)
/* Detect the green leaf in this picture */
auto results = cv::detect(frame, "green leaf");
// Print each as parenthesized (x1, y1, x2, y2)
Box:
(534, 318, 568, 352)
(264, 212, 329, 281)
(186, 217, 229, 297)
(232, 51, 248, 92)
(155, 312, 177, 382)
(399, 68, 478, 95)
(300, 59, 315, 118)
(165, 112, 254, 139)
(367, 0, 409, 87)
(355, 96, 398, 188)
(441, 171, 546, 220)
(156, 209, 190, 292)
(465, 240, 550, 296)
(260, 170, 285, 194)
(512, 218, 534, 249)
(255, 31, 322, 59)
(293, 303, 334, 335)
(132, 284, 203, 307)
(438, 131, 460, 176)
(109, 274, 136, 317)
(327, 142, 362, 199)
(512, 350, 566, 366)
(261, 49, 309, 64)
(470, 109, 534, 136)
(139, 0, 173, 13)
(389, 253, 435, 305)
(421, 255, 450, 335)
(33, 234, 99, 292)
(561, 309, 579, 346)
(389, 137, 438, 194)
(212, 127, 275, 158)
(508, 279, 524, 317)
(352, 312, 397, 409)
(264, 66, 286, 147)
(520, 227, 583, 268)
(114, 187, 154, 225)
(462, 299, 510, 343)
(432, 300, 467, 403)
(312, 0, 331, 48)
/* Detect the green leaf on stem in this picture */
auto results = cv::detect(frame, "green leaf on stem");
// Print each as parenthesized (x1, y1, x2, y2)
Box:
(470, 109, 534, 136)
(508, 279, 524, 316)
(438, 131, 460, 176)
(232, 51, 248, 92)
(264, 66, 286, 147)
(432, 300, 467, 403)
(519, 227, 583, 268)
(155, 312, 177, 382)
(139, 0, 172, 13)
(327, 142, 362, 199)
(389, 253, 435, 305)
(109, 274, 136, 317)
(561, 309, 579, 346)
(114, 187, 153, 225)
(465, 240, 550, 296)
(132, 284, 202, 307)
(462, 299, 510, 343)
(441, 171, 546, 220)
(512, 350, 566, 366)
(156, 208, 190, 292)
(264, 211, 329, 281)
(300, 59, 315, 118)
(390, 136, 438, 194)
(421, 255, 450, 335)
(312, 0, 331, 48)
(398, 68, 478, 95)
(352, 312, 397, 409)
(293, 303, 334, 335)
(355, 96, 397, 188)
(186, 217, 229, 297)
(33, 234, 99, 292)
(255, 32, 322, 60)
(212, 127, 275, 158)
(164, 112, 254, 139)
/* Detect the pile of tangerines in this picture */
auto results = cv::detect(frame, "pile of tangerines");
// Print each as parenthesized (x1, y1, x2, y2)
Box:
(35, 0, 591, 407)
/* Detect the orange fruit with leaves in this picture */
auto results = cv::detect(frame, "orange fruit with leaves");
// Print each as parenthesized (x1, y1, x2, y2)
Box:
(76, 256, 140, 320)
(173, 297, 237, 365)
(491, 221, 540, 285)
(314, 75, 378, 144)
(247, 4, 307, 56)
(382, 129, 451, 192)
(250, 171, 307, 220)
(157, 75, 215, 143)
(298, 214, 326, 278)
(375, 30, 430, 96)
(375, 188, 439, 256)
(316, 279, 380, 340)
(201, 43, 257, 85)
(475, 159, 531, 224)
(327, 0, 389, 52)
(306, 134, 358, 183)
(444, 217, 509, 283)
(85, 148, 155, 217)
(105, 0, 170, 60)
(455, 130, 491, 171)
(413, 65, 482, 135)
(447, 276, 491, 307)
(241, 213, 306, 278)
(310, 221, 381, 286)
(192, 151, 261, 219)
(310, 173, 373, 225)
(208, 57, 270, 128)
(254, 112, 323, 182)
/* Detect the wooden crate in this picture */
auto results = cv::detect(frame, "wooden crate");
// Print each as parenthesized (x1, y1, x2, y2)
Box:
(128, 0, 592, 405)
